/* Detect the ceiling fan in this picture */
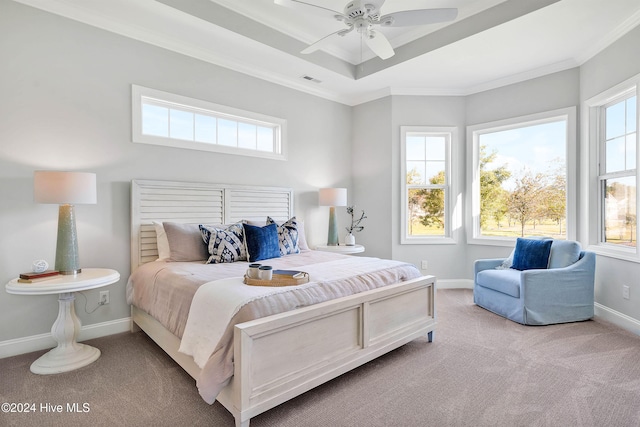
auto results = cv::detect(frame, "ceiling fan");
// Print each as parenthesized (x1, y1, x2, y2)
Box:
(274, 0, 458, 60)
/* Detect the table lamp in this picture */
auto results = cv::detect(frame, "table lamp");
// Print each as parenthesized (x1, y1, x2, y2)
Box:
(319, 188, 347, 246)
(34, 171, 97, 275)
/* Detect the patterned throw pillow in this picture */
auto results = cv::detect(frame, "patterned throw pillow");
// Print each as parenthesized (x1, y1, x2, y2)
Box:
(266, 216, 300, 256)
(199, 223, 247, 264)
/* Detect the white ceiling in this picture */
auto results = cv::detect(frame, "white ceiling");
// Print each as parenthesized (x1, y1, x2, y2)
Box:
(13, 0, 640, 105)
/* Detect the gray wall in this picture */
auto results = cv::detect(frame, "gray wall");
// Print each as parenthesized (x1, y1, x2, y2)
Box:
(390, 96, 467, 280)
(579, 25, 640, 325)
(351, 97, 392, 259)
(0, 1, 351, 341)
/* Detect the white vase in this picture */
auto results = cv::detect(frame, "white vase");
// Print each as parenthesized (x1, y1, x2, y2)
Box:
(345, 233, 355, 246)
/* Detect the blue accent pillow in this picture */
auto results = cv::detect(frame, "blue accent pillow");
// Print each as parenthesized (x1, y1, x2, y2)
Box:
(244, 223, 281, 262)
(511, 238, 553, 271)
(199, 223, 247, 264)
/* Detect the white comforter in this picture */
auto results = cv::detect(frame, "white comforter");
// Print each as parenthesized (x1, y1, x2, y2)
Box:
(178, 276, 283, 368)
(176, 256, 422, 403)
(179, 256, 411, 368)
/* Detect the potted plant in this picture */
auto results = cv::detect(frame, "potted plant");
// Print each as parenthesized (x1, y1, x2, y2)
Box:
(345, 206, 366, 246)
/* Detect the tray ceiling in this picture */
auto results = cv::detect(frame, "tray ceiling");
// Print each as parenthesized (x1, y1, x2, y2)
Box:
(12, 0, 640, 105)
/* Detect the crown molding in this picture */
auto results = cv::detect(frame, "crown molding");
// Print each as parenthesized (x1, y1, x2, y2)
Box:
(575, 8, 640, 66)
(463, 58, 580, 95)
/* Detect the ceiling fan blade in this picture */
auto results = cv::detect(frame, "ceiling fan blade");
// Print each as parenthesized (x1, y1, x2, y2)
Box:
(301, 28, 352, 54)
(379, 0, 441, 15)
(274, 0, 346, 21)
(379, 8, 458, 27)
(364, 30, 394, 60)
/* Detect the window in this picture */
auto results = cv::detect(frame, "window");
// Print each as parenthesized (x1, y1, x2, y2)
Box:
(585, 77, 639, 261)
(467, 108, 576, 245)
(598, 92, 638, 250)
(401, 126, 457, 244)
(132, 85, 287, 160)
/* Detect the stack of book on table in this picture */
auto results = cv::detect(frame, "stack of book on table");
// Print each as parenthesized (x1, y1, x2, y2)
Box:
(18, 270, 59, 283)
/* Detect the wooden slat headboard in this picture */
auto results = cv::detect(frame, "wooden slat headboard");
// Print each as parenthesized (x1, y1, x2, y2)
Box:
(131, 179, 294, 271)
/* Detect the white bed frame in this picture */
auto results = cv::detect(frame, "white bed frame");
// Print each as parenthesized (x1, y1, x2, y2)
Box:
(130, 179, 436, 427)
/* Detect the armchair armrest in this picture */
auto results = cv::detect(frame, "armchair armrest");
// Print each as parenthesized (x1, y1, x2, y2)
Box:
(519, 251, 595, 323)
(474, 258, 505, 276)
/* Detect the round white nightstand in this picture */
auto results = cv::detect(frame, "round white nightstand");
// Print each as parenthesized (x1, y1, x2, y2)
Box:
(5, 268, 120, 375)
(315, 244, 365, 255)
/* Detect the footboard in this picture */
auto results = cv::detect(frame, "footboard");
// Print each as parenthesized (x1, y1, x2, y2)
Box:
(218, 275, 436, 427)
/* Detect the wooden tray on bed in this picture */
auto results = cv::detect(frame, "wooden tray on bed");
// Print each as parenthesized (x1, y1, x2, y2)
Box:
(244, 271, 309, 287)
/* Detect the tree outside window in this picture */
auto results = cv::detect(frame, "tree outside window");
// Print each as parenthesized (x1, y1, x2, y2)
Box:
(600, 95, 637, 247)
(473, 116, 569, 240)
(403, 130, 451, 241)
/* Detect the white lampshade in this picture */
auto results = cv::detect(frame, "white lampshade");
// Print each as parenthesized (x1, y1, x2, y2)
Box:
(319, 188, 347, 207)
(34, 171, 97, 205)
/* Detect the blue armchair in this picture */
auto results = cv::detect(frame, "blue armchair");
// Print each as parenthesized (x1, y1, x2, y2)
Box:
(474, 240, 595, 325)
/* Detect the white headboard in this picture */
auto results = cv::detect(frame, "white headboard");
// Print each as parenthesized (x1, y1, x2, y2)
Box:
(131, 179, 294, 271)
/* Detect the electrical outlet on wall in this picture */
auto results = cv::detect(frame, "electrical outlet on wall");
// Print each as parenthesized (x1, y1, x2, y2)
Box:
(623, 285, 630, 300)
(100, 290, 110, 305)
(421, 260, 428, 270)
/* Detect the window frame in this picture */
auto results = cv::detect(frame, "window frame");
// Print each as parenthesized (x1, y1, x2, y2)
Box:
(466, 107, 577, 247)
(132, 85, 287, 160)
(400, 126, 458, 245)
(584, 78, 639, 261)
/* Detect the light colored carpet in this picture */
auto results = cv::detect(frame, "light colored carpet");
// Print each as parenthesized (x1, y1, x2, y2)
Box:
(2, 289, 640, 426)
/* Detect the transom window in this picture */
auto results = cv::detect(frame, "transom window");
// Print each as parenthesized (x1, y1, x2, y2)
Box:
(132, 85, 286, 160)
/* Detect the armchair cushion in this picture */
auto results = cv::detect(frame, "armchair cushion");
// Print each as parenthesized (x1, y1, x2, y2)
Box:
(511, 238, 552, 270)
(476, 269, 521, 298)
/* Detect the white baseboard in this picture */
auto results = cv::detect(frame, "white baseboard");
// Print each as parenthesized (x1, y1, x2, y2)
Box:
(594, 303, 640, 336)
(436, 279, 473, 289)
(0, 317, 131, 359)
(436, 280, 640, 337)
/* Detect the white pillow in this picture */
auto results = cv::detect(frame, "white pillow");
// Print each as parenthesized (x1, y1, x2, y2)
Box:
(153, 221, 170, 261)
(297, 220, 310, 251)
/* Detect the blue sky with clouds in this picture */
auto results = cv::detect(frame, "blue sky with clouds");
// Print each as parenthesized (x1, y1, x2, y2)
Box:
(480, 119, 566, 189)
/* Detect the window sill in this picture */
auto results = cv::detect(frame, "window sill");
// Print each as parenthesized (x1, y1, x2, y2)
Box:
(586, 244, 639, 263)
(466, 237, 515, 248)
(401, 237, 457, 245)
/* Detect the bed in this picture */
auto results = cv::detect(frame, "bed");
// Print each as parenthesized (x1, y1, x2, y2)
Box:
(128, 179, 436, 427)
